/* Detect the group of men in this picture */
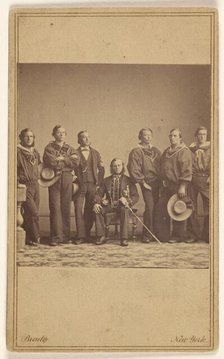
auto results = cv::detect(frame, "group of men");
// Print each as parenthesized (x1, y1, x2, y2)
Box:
(17, 125, 210, 247)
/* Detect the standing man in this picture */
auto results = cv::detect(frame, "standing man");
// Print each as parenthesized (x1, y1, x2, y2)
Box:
(93, 158, 139, 246)
(187, 126, 210, 242)
(156, 128, 192, 243)
(128, 128, 161, 243)
(43, 125, 80, 246)
(17, 128, 41, 245)
(74, 130, 105, 244)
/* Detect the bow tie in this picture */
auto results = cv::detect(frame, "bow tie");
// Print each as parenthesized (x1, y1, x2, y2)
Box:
(81, 147, 89, 151)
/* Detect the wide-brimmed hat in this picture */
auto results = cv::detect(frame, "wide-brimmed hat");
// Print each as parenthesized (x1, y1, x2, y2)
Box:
(38, 163, 60, 188)
(167, 194, 193, 221)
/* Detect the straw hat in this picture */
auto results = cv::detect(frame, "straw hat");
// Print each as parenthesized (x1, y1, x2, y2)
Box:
(38, 163, 60, 188)
(167, 194, 193, 221)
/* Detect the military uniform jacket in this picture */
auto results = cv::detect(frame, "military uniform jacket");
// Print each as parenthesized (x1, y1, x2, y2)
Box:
(95, 174, 139, 207)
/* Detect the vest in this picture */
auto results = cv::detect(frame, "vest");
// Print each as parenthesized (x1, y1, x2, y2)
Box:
(80, 150, 95, 183)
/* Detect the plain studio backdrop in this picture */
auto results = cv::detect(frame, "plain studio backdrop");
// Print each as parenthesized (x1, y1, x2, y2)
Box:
(17, 64, 210, 232)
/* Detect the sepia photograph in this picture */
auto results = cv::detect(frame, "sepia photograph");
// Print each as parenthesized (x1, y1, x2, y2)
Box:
(7, 7, 218, 352)
(17, 63, 211, 269)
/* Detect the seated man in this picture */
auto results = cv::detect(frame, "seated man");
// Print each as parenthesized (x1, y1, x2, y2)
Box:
(93, 158, 139, 246)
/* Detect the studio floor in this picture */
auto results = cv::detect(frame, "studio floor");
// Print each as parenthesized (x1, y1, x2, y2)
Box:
(17, 234, 210, 269)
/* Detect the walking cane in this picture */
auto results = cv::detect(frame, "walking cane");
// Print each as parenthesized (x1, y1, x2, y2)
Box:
(126, 204, 162, 245)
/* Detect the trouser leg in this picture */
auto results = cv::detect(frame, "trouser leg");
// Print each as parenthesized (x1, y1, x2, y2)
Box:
(23, 182, 40, 243)
(61, 172, 73, 242)
(201, 192, 209, 242)
(151, 180, 160, 230)
(95, 206, 116, 237)
(189, 175, 209, 242)
(172, 220, 185, 241)
(95, 207, 107, 237)
(32, 182, 40, 241)
(49, 181, 63, 243)
(141, 186, 154, 238)
(187, 184, 201, 239)
(74, 188, 86, 239)
(154, 191, 171, 242)
(119, 206, 129, 240)
(84, 183, 96, 235)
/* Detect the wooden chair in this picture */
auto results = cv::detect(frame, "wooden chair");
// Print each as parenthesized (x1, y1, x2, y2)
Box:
(105, 208, 138, 241)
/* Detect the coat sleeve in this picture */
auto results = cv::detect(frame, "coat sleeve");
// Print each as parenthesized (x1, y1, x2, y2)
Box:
(127, 149, 145, 184)
(178, 148, 192, 183)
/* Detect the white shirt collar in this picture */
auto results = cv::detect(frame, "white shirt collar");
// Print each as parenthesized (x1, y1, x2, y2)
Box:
(18, 144, 35, 153)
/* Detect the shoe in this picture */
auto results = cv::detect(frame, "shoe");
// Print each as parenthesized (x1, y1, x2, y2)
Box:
(28, 240, 40, 246)
(168, 238, 179, 244)
(142, 236, 150, 243)
(73, 238, 85, 245)
(27, 237, 40, 246)
(32, 241, 40, 246)
(95, 236, 106, 245)
(49, 242, 57, 246)
(121, 239, 128, 247)
(62, 238, 73, 244)
(185, 238, 196, 243)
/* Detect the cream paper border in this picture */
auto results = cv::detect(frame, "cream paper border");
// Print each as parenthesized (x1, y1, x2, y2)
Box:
(7, 7, 218, 352)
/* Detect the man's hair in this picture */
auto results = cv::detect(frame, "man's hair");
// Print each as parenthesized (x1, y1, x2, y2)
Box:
(138, 128, 153, 140)
(195, 126, 208, 137)
(19, 128, 35, 141)
(77, 130, 88, 144)
(52, 125, 66, 137)
(110, 158, 125, 175)
(169, 128, 182, 139)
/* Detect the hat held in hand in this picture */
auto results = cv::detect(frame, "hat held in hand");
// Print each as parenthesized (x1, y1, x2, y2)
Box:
(38, 163, 60, 188)
(167, 194, 194, 221)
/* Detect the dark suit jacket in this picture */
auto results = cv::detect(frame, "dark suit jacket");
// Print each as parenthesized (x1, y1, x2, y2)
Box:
(95, 174, 139, 207)
(76, 147, 105, 186)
